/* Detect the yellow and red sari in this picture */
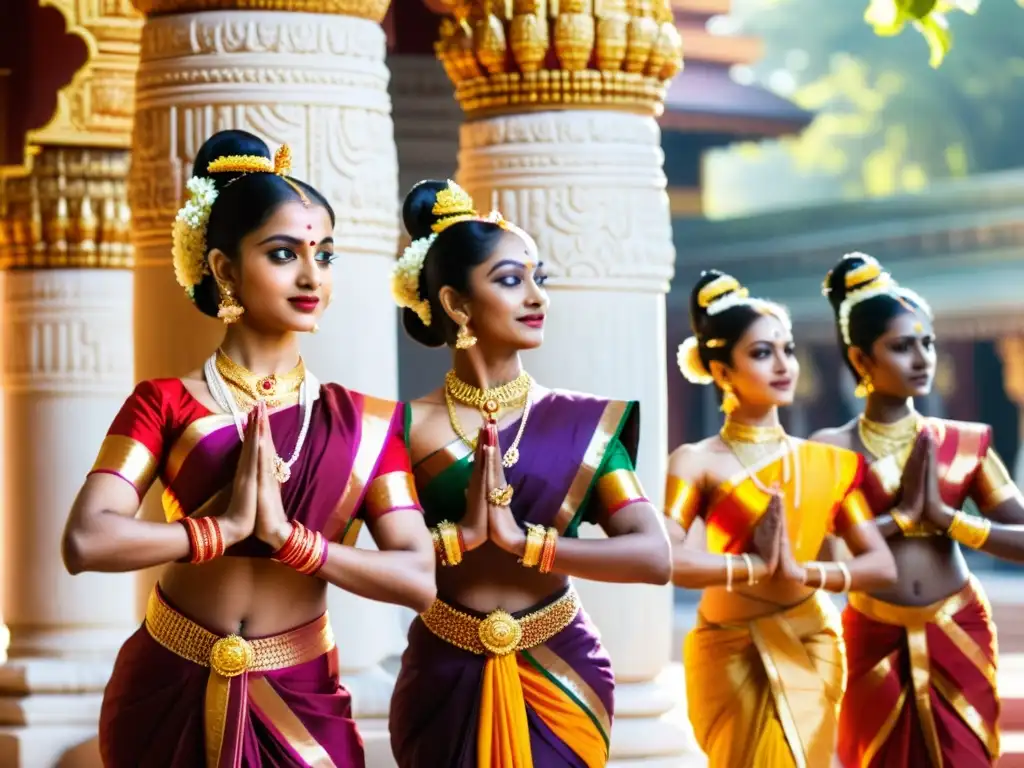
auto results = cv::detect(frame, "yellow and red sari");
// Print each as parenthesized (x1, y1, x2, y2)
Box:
(669, 440, 869, 767)
(839, 419, 1009, 768)
(90, 378, 420, 767)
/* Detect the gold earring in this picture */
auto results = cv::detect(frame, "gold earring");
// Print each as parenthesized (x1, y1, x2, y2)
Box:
(217, 282, 244, 324)
(310, 323, 320, 334)
(720, 382, 739, 415)
(854, 374, 874, 399)
(455, 322, 477, 350)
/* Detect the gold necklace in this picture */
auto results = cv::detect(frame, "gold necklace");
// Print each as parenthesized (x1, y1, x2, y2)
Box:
(445, 370, 533, 468)
(719, 418, 789, 476)
(215, 348, 305, 409)
(857, 411, 922, 462)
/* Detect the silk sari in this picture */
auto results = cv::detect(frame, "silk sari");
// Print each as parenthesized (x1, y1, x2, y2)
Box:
(677, 440, 866, 767)
(839, 419, 1006, 767)
(90, 378, 419, 767)
(390, 392, 646, 767)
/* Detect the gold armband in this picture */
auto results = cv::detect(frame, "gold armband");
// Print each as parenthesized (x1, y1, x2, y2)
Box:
(834, 490, 872, 533)
(947, 511, 991, 550)
(664, 475, 702, 530)
(973, 450, 1023, 512)
(596, 469, 648, 515)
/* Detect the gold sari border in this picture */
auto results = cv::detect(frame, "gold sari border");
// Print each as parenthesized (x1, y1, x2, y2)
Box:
(325, 395, 398, 542)
(664, 475, 702, 530)
(249, 677, 339, 767)
(847, 574, 982, 629)
(165, 413, 236, 484)
(595, 468, 646, 516)
(943, 423, 986, 491)
(414, 439, 473, 487)
(522, 644, 612, 746)
(553, 400, 630, 535)
(420, 589, 580, 656)
(931, 668, 1000, 758)
(89, 435, 158, 496)
(973, 448, 1021, 512)
(144, 588, 335, 672)
(363, 471, 420, 520)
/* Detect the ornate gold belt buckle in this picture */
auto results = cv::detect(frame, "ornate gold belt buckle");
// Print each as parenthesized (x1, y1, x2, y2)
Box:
(478, 609, 523, 656)
(210, 634, 254, 677)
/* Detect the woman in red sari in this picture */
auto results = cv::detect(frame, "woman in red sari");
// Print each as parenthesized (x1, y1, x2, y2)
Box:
(60, 129, 435, 768)
(813, 252, 1024, 767)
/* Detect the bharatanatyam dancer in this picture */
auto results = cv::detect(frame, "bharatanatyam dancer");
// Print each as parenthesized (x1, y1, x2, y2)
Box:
(814, 252, 1024, 768)
(664, 269, 897, 767)
(387, 179, 672, 767)
(61, 130, 435, 768)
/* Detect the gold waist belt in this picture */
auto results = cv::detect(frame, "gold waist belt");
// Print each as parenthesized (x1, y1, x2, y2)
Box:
(420, 588, 580, 656)
(144, 588, 335, 678)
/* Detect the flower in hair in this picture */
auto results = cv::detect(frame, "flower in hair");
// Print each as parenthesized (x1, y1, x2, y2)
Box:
(171, 176, 218, 296)
(677, 336, 714, 385)
(392, 234, 437, 326)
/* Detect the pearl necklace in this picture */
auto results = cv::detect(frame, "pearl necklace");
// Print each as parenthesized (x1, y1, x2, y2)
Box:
(203, 353, 316, 484)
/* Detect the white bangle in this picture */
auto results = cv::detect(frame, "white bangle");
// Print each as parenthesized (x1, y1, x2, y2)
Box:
(815, 562, 828, 590)
(838, 562, 852, 593)
(741, 553, 755, 586)
(725, 554, 734, 593)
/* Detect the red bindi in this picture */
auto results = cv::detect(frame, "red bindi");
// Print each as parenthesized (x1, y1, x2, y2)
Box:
(306, 224, 312, 230)
(309, 240, 316, 246)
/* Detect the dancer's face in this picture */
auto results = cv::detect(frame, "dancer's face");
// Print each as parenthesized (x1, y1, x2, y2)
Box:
(716, 314, 800, 409)
(460, 231, 550, 352)
(854, 311, 936, 399)
(213, 201, 335, 333)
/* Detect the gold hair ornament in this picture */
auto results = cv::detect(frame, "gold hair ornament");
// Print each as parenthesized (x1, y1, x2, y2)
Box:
(829, 253, 933, 347)
(172, 144, 308, 299)
(701, 273, 793, 330)
(391, 181, 536, 327)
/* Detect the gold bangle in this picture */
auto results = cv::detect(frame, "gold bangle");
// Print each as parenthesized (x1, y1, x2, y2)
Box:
(437, 521, 463, 566)
(837, 562, 852, 593)
(521, 524, 545, 569)
(431, 528, 449, 566)
(539, 527, 558, 574)
(947, 511, 991, 550)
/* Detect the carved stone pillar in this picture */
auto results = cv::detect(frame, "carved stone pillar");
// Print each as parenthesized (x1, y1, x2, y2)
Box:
(0, 148, 137, 767)
(436, 3, 695, 762)
(997, 336, 1024, 486)
(129, 3, 401, 761)
(0, 1, 141, 762)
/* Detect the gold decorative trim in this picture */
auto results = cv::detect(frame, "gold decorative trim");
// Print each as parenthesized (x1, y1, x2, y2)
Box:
(0, 147, 133, 270)
(132, 0, 391, 23)
(436, 0, 684, 119)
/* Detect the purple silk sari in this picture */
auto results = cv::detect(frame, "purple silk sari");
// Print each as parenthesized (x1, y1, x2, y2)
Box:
(96, 382, 407, 767)
(390, 391, 638, 768)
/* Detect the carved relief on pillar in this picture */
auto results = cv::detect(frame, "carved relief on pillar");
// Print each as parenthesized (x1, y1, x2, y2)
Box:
(132, 0, 391, 22)
(27, 0, 142, 149)
(458, 111, 675, 291)
(129, 11, 399, 267)
(0, 147, 133, 271)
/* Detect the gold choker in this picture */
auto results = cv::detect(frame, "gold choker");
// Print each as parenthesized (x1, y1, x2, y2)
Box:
(858, 412, 922, 461)
(719, 419, 787, 445)
(444, 369, 532, 468)
(215, 348, 305, 410)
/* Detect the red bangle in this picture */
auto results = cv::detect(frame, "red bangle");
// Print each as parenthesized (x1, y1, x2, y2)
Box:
(273, 522, 327, 576)
(181, 517, 224, 564)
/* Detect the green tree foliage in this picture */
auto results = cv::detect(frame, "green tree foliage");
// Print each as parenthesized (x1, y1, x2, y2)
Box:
(704, 0, 1024, 215)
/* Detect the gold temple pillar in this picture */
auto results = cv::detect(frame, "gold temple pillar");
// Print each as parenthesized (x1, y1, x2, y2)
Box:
(128, 0, 404, 761)
(434, 3, 694, 763)
(0, 2, 142, 765)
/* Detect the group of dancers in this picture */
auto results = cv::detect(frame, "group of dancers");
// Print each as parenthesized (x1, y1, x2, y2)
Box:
(60, 128, 1024, 767)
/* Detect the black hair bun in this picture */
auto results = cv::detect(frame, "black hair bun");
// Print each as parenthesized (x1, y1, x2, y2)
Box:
(823, 252, 876, 315)
(688, 269, 743, 334)
(401, 306, 445, 348)
(401, 180, 449, 241)
(192, 130, 271, 190)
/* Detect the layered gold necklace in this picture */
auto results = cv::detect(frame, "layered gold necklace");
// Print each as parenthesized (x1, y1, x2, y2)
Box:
(719, 418, 788, 467)
(215, 348, 305, 410)
(445, 369, 532, 468)
(857, 411, 922, 464)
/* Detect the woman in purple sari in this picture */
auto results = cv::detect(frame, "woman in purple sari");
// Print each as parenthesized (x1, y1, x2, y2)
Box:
(60, 130, 435, 768)
(388, 179, 672, 767)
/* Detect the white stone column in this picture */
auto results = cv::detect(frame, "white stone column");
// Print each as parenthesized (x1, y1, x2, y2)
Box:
(0, 149, 137, 767)
(129, 10, 402, 764)
(459, 111, 697, 765)
(997, 336, 1024, 485)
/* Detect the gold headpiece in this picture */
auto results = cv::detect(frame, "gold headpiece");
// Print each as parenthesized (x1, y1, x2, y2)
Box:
(172, 143, 307, 299)
(392, 181, 536, 326)
(698, 275, 748, 309)
(830, 252, 932, 347)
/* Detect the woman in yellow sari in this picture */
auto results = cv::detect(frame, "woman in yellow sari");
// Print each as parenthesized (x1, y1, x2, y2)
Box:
(664, 270, 898, 767)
